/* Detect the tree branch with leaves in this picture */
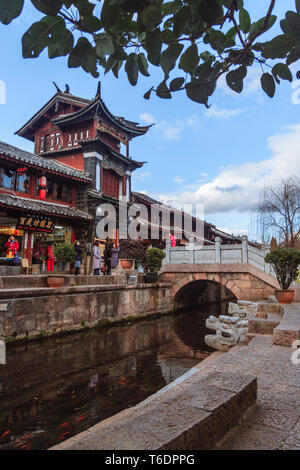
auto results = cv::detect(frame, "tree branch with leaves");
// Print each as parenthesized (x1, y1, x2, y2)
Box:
(1, 0, 300, 106)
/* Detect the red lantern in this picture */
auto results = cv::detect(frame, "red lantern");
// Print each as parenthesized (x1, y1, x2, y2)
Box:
(39, 189, 46, 200)
(39, 176, 47, 188)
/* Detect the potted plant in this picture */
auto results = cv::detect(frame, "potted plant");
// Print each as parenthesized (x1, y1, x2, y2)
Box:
(265, 248, 300, 304)
(145, 247, 165, 283)
(119, 239, 147, 270)
(54, 242, 76, 272)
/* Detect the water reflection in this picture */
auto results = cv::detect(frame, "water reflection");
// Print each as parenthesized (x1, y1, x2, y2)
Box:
(0, 303, 227, 450)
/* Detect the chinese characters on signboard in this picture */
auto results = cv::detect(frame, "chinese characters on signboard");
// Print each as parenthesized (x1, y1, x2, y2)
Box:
(16, 215, 55, 233)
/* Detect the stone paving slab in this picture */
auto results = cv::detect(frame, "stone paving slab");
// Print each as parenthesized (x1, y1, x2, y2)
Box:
(217, 304, 300, 450)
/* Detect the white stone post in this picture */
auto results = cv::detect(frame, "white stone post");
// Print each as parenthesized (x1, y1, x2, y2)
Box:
(215, 237, 221, 264)
(165, 238, 171, 264)
(242, 235, 248, 264)
(189, 238, 195, 264)
(262, 243, 271, 274)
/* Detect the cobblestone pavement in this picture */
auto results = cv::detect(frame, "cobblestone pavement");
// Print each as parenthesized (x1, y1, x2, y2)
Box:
(216, 304, 300, 450)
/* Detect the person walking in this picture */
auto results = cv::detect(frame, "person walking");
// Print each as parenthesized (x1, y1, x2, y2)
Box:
(111, 243, 120, 272)
(170, 233, 177, 247)
(32, 239, 43, 265)
(74, 240, 82, 275)
(46, 243, 55, 272)
(104, 240, 112, 275)
(92, 240, 101, 275)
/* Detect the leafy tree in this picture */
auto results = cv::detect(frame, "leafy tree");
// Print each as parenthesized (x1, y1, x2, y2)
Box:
(257, 176, 300, 248)
(1, 1, 300, 106)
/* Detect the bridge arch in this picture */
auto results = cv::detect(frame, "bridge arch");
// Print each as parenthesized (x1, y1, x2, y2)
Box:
(172, 273, 242, 301)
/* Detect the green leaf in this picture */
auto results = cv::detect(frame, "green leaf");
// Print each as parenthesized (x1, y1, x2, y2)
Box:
(156, 80, 171, 99)
(169, 77, 185, 91)
(112, 60, 123, 78)
(141, 5, 162, 31)
(160, 43, 184, 77)
(95, 35, 115, 57)
(209, 30, 226, 52)
(48, 28, 74, 58)
(261, 73, 276, 97)
(78, 15, 101, 33)
(125, 53, 138, 86)
(138, 53, 150, 76)
(297, 0, 300, 14)
(263, 35, 294, 59)
(286, 11, 300, 36)
(146, 28, 162, 66)
(198, 0, 223, 24)
(104, 55, 117, 74)
(249, 15, 277, 40)
(239, 8, 251, 34)
(226, 66, 247, 93)
(68, 37, 93, 68)
(0, 0, 24, 25)
(286, 41, 300, 65)
(101, 2, 119, 30)
(31, 0, 62, 16)
(173, 6, 190, 37)
(272, 63, 292, 82)
(22, 16, 65, 58)
(179, 44, 199, 74)
(186, 82, 209, 106)
(143, 86, 153, 100)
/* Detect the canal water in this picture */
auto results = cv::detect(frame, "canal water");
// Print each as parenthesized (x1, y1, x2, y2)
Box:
(0, 303, 227, 450)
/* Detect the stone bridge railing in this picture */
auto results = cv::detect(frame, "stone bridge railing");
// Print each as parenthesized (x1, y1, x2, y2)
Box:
(163, 236, 275, 277)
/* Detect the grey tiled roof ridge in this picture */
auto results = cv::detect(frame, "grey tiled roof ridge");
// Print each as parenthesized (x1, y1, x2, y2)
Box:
(0, 140, 91, 182)
(0, 192, 91, 220)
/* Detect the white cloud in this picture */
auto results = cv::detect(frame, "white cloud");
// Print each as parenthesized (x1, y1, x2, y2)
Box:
(139, 113, 200, 141)
(133, 171, 152, 181)
(154, 124, 300, 214)
(204, 105, 246, 119)
(173, 176, 186, 184)
(139, 112, 155, 124)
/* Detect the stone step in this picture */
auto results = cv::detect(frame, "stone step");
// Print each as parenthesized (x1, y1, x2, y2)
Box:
(249, 318, 281, 335)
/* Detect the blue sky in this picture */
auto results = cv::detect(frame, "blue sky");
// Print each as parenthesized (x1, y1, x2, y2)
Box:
(0, 0, 299, 240)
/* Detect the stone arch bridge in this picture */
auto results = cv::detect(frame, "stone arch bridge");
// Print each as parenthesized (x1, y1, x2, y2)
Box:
(159, 237, 279, 305)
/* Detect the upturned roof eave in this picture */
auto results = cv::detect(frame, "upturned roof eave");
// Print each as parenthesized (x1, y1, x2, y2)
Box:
(15, 92, 92, 140)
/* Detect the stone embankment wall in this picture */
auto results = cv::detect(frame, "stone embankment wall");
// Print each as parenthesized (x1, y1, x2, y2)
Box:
(0, 279, 173, 341)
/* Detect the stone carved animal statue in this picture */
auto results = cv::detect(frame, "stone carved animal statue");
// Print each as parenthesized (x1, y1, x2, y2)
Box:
(204, 301, 257, 352)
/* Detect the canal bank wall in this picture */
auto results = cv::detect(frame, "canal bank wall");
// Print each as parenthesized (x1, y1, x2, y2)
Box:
(0, 278, 174, 341)
(0, 273, 233, 342)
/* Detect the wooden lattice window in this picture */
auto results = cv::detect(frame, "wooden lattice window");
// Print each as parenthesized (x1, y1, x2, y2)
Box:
(102, 169, 120, 199)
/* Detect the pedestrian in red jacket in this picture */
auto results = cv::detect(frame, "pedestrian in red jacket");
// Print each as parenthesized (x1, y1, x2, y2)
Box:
(5, 236, 19, 258)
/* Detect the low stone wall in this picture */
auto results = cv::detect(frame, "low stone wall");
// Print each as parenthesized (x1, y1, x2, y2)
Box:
(0, 283, 173, 341)
(0, 273, 143, 289)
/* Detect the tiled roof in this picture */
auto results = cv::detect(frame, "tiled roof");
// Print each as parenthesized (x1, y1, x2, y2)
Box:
(0, 141, 91, 182)
(15, 92, 91, 139)
(53, 96, 152, 136)
(0, 193, 91, 221)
